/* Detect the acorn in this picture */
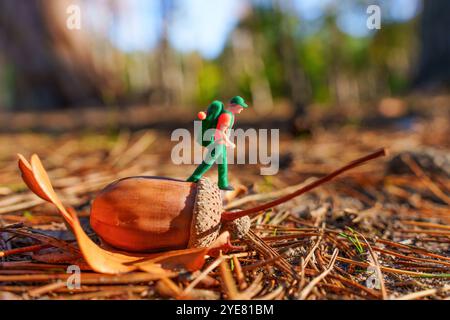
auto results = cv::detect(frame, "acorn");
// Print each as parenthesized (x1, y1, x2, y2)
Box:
(89, 176, 244, 252)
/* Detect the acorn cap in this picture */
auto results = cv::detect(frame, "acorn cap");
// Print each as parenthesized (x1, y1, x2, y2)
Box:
(222, 214, 251, 239)
(188, 177, 223, 248)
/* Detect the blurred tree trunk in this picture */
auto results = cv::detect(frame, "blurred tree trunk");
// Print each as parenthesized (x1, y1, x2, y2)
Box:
(152, 0, 183, 106)
(414, 0, 450, 89)
(226, 0, 310, 134)
(273, 0, 310, 135)
(228, 28, 274, 114)
(0, 0, 109, 110)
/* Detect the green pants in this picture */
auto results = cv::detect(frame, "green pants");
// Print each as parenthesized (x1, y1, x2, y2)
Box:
(187, 143, 229, 188)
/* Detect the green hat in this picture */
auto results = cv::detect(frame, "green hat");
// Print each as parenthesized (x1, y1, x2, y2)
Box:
(229, 96, 248, 108)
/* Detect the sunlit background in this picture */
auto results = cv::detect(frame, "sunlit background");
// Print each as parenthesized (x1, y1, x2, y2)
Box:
(106, 0, 421, 55)
(0, 0, 448, 130)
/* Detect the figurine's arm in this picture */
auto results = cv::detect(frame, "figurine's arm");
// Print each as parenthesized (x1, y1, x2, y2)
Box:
(214, 113, 235, 148)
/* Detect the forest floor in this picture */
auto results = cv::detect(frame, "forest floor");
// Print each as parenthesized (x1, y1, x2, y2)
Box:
(0, 109, 449, 300)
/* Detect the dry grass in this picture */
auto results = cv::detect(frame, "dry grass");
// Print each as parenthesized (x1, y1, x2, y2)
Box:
(0, 114, 449, 300)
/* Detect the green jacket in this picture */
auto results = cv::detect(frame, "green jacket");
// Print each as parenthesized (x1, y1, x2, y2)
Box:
(199, 101, 234, 147)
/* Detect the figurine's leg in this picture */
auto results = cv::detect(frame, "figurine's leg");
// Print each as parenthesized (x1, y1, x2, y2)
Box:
(186, 144, 219, 182)
(218, 146, 233, 190)
(186, 161, 212, 182)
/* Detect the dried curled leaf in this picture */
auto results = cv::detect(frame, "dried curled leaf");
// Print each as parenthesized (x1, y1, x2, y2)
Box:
(17, 154, 230, 275)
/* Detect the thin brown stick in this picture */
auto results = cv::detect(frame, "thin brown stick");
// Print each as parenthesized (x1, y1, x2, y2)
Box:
(402, 154, 450, 205)
(232, 255, 248, 290)
(332, 255, 450, 278)
(0, 272, 177, 284)
(27, 281, 66, 298)
(181, 255, 227, 297)
(298, 248, 339, 300)
(357, 232, 388, 299)
(254, 285, 284, 300)
(401, 220, 450, 231)
(376, 238, 450, 262)
(394, 285, 450, 300)
(219, 256, 239, 300)
(244, 229, 297, 279)
(0, 244, 49, 258)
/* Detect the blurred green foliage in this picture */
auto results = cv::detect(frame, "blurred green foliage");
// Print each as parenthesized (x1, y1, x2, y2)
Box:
(0, 0, 421, 111)
(196, 62, 222, 107)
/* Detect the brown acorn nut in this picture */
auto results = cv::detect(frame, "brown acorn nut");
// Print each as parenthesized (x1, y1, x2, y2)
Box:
(90, 177, 236, 252)
(89, 149, 387, 253)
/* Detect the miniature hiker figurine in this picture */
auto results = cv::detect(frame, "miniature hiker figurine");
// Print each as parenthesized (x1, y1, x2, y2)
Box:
(187, 96, 249, 191)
